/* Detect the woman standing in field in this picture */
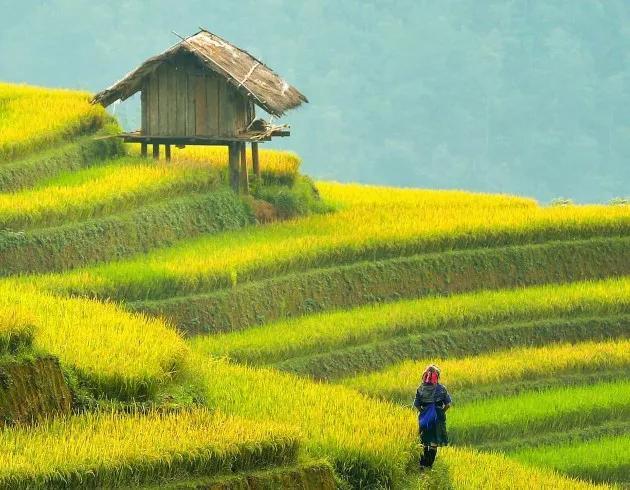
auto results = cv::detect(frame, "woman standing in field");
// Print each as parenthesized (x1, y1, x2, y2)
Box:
(414, 364, 452, 469)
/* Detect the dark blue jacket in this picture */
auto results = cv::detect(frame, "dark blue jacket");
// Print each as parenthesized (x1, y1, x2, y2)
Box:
(414, 383, 452, 421)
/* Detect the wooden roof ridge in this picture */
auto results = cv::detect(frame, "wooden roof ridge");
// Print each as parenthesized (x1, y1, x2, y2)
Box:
(91, 29, 308, 117)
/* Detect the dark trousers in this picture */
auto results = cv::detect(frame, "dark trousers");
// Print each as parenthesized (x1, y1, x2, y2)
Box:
(420, 445, 438, 468)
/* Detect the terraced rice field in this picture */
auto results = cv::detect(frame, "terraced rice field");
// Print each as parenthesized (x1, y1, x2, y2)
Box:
(0, 82, 107, 161)
(448, 381, 629, 445)
(191, 278, 630, 375)
(428, 446, 613, 489)
(0, 282, 186, 399)
(0, 158, 223, 230)
(21, 183, 630, 301)
(510, 435, 630, 485)
(342, 339, 630, 404)
(0, 81, 627, 488)
(0, 408, 301, 488)
(189, 353, 417, 487)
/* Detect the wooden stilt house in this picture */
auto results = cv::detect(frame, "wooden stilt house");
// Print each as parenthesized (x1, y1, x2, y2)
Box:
(92, 29, 308, 192)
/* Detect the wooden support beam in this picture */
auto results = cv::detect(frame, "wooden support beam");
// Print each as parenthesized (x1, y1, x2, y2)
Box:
(140, 142, 148, 158)
(120, 134, 275, 145)
(251, 142, 260, 180)
(239, 142, 249, 194)
(228, 143, 240, 193)
(152, 144, 160, 160)
(165, 144, 171, 162)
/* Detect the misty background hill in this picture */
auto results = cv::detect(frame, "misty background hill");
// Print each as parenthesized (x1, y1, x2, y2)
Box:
(1, 0, 627, 202)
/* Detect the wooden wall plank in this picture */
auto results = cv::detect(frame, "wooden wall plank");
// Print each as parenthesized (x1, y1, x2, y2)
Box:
(166, 67, 178, 136)
(170, 67, 178, 136)
(178, 53, 201, 137)
(233, 95, 243, 133)
(147, 74, 160, 135)
(233, 95, 253, 133)
(141, 81, 148, 134)
(158, 66, 170, 135)
(186, 73, 196, 136)
(175, 68, 187, 136)
(195, 75, 208, 136)
(205, 74, 219, 136)
(219, 80, 237, 137)
(247, 99, 256, 127)
(240, 96, 250, 131)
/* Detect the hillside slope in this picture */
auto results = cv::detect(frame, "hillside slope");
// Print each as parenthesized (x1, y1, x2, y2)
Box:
(0, 81, 627, 489)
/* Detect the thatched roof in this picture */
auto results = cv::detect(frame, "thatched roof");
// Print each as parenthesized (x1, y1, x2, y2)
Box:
(92, 29, 308, 117)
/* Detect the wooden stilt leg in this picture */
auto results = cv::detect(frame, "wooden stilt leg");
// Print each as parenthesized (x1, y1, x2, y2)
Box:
(251, 142, 260, 181)
(240, 142, 249, 194)
(152, 144, 160, 160)
(165, 144, 171, 162)
(228, 143, 240, 193)
(140, 143, 148, 158)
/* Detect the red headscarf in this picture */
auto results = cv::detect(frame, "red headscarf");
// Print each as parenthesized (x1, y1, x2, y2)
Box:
(422, 364, 440, 385)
